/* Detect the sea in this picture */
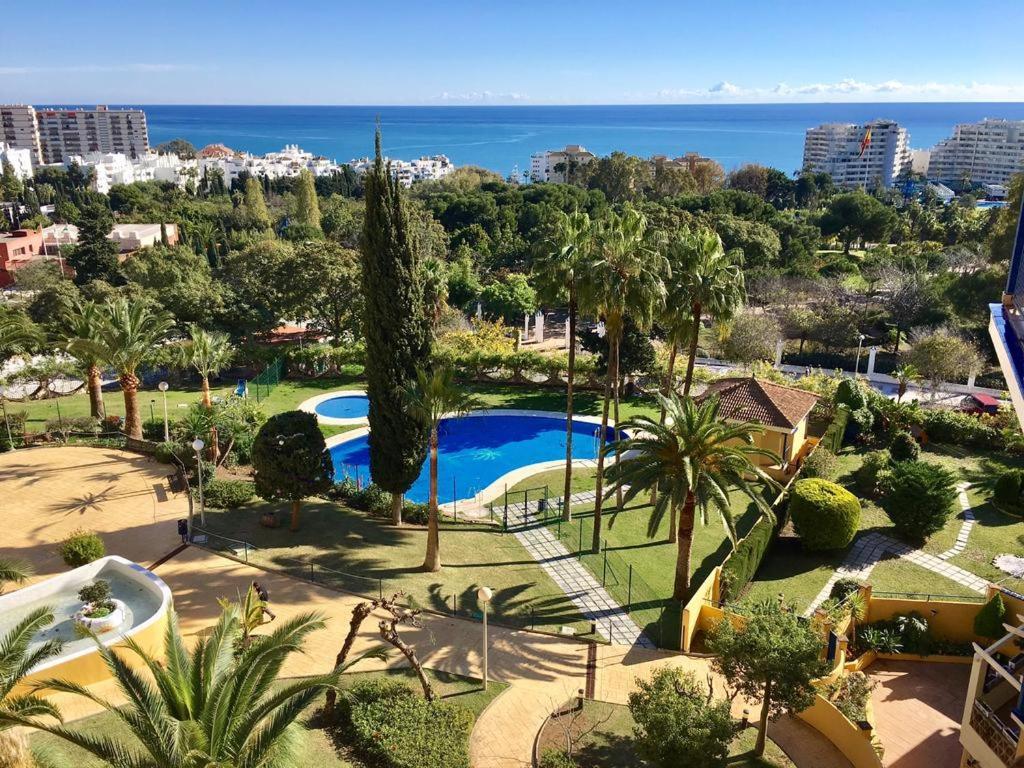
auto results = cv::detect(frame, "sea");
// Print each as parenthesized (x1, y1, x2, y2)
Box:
(134, 103, 1024, 178)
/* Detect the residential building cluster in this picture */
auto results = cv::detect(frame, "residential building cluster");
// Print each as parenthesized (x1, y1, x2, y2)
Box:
(347, 153, 455, 187)
(803, 116, 1024, 190)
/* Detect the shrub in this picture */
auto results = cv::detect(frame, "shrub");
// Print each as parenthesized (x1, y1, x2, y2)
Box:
(77, 580, 115, 616)
(823, 671, 876, 722)
(835, 379, 866, 411)
(994, 470, 1024, 508)
(539, 751, 577, 768)
(854, 450, 891, 497)
(829, 578, 864, 603)
(888, 431, 919, 462)
(1, 410, 27, 437)
(882, 461, 957, 541)
(789, 479, 861, 551)
(920, 409, 998, 448)
(327, 477, 358, 501)
(142, 418, 165, 442)
(801, 447, 838, 481)
(346, 678, 472, 768)
(848, 407, 874, 438)
(974, 593, 1007, 638)
(721, 514, 775, 601)
(58, 529, 105, 567)
(628, 667, 733, 768)
(350, 483, 391, 516)
(203, 478, 255, 509)
(154, 441, 187, 465)
(403, 501, 430, 525)
(47, 416, 99, 437)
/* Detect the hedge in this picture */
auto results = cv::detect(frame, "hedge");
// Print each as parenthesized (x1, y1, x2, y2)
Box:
(203, 478, 255, 509)
(821, 405, 850, 453)
(789, 478, 861, 551)
(889, 431, 920, 462)
(58, 529, 106, 567)
(994, 469, 1024, 507)
(974, 593, 1007, 639)
(720, 512, 776, 602)
(919, 409, 999, 448)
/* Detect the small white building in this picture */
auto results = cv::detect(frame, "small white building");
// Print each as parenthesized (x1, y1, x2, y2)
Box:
(41, 222, 178, 254)
(348, 154, 455, 187)
(0, 142, 34, 181)
(529, 144, 595, 183)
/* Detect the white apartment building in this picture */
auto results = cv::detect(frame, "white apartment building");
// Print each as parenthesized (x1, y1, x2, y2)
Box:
(802, 119, 912, 188)
(0, 105, 43, 165)
(348, 154, 455, 187)
(41, 222, 178, 254)
(197, 144, 347, 188)
(929, 118, 1024, 187)
(34, 106, 149, 164)
(63, 151, 197, 193)
(0, 142, 34, 181)
(530, 144, 596, 183)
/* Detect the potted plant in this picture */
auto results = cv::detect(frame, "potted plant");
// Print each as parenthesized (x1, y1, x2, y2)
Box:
(74, 579, 125, 633)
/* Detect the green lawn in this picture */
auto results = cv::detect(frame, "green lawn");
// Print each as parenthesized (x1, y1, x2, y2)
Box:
(537, 700, 794, 767)
(30, 668, 505, 768)
(201, 498, 593, 637)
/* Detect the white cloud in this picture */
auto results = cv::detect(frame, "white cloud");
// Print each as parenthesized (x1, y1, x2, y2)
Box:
(637, 78, 1024, 103)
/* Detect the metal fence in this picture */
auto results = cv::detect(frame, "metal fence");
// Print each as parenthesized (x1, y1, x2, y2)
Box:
(250, 357, 284, 403)
(870, 590, 987, 604)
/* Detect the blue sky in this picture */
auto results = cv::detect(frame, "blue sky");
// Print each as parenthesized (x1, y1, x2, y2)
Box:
(2, 0, 1023, 105)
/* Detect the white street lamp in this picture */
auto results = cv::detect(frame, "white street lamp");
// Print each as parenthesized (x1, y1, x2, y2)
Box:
(158, 381, 170, 442)
(192, 438, 206, 528)
(854, 334, 866, 376)
(477, 586, 493, 690)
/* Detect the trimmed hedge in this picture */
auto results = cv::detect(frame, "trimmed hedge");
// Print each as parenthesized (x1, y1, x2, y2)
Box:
(835, 379, 867, 411)
(58, 529, 105, 567)
(203, 478, 255, 509)
(721, 513, 776, 602)
(789, 478, 861, 551)
(920, 409, 999, 448)
(888, 431, 920, 462)
(974, 593, 1007, 639)
(345, 678, 472, 768)
(800, 447, 838, 481)
(994, 470, 1024, 507)
(821, 405, 850, 453)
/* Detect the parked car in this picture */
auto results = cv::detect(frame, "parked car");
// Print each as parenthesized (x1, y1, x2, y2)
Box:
(960, 393, 1000, 416)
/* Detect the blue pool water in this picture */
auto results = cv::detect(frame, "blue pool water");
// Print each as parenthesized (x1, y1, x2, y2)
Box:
(315, 394, 370, 420)
(329, 413, 622, 503)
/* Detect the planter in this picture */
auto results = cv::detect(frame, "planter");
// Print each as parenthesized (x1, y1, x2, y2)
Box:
(74, 598, 126, 633)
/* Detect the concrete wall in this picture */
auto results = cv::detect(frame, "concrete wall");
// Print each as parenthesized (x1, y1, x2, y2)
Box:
(865, 594, 987, 644)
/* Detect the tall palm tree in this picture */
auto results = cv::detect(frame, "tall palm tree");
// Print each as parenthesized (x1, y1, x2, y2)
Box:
(177, 324, 234, 408)
(533, 209, 594, 522)
(893, 363, 921, 403)
(1, 607, 63, 729)
(579, 206, 666, 550)
(0, 311, 41, 366)
(0, 558, 33, 594)
(405, 366, 478, 571)
(15, 607, 373, 768)
(675, 228, 745, 396)
(83, 299, 174, 439)
(605, 394, 778, 601)
(59, 299, 109, 420)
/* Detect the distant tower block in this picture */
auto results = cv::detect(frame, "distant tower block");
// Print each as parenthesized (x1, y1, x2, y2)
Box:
(535, 310, 545, 343)
(866, 346, 878, 377)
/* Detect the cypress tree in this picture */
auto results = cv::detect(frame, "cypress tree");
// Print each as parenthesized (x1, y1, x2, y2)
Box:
(243, 177, 272, 231)
(293, 169, 322, 232)
(360, 130, 430, 524)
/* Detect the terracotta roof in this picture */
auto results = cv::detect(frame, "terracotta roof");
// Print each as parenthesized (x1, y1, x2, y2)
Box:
(696, 376, 819, 430)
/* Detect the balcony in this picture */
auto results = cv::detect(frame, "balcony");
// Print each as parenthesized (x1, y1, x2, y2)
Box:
(970, 700, 1018, 765)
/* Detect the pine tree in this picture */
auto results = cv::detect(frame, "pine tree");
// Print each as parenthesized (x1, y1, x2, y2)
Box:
(361, 130, 430, 524)
(67, 203, 120, 285)
(293, 169, 322, 232)
(243, 176, 272, 231)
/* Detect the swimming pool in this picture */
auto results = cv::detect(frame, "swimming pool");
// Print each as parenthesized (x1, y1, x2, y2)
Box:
(300, 390, 370, 425)
(328, 410, 623, 505)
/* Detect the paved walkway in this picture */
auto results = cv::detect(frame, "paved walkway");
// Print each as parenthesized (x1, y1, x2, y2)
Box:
(869, 660, 971, 768)
(503, 491, 654, 648)
(806, 483, 986, 615)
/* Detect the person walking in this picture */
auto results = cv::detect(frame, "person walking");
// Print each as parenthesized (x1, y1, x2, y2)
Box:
(252, 580, 276, 622)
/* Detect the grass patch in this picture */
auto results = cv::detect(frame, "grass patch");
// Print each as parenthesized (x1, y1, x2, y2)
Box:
(537, 700, 793, 767)
(201, 499, 592, 636)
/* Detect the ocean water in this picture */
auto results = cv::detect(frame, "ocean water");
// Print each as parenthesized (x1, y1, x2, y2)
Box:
(330, 413, 621, 504)
(136, 103, 1024, 177)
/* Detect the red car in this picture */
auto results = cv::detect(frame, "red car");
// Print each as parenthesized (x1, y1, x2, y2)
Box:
(960, 393, 1000, 416)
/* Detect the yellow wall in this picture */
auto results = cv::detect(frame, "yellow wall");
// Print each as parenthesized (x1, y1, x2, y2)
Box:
(798, 695, 885, 768)
(681, 567, 721, 652)
(866, 596, 987, 644)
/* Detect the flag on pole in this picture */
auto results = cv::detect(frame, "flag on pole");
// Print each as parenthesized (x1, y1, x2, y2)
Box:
(859, 127, 873, 157)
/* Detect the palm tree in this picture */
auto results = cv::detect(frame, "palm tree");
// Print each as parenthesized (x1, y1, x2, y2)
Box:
(59, 299, 109, 420)
(605, 394, 778, 601)
(15, 607, 373, 768)
(83, 299, 174, 439)
(178, 324, 234, 408)
(1, 607, 63, 729)
(405, 366, 478, 571)
(674, 228, 745, 396)
(0, 311, 41, 365)
(533, 209, 594, 522)
(579, 206, 666, 550)
(893, 363, 921, 403)
(0, 558, 33, 594)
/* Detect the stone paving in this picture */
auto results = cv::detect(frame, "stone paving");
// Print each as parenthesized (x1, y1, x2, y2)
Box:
(505, 491, 655, 648)
(806, 483, 986, 616)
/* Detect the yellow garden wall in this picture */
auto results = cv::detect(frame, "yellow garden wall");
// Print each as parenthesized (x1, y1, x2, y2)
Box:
(798, 695, 884, 768)
(865, 595, 987, 644)
(680, 566, 721, 652)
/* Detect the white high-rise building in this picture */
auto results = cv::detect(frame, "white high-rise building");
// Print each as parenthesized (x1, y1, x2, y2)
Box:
(34, 106, 149, 164)
(530, 145, 595, 183)
(0, 105, 42, 165)
(0, 142, 34, 181)
(802, 119, 911, 188)
(928, 118, 1024, 187)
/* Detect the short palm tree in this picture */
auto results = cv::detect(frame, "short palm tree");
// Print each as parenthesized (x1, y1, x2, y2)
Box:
(0, 558, 33, 594)
(17, 607, 371, 768)
(178, 324, 234, 408)
(533, 209, 594, 522)
(674, 228, 745, 396)
(59, 298, 109, 420)
(893, 363, 921, 403)
(0, 607, 63, 729)
(83, 299, 174, 439)
(405, 366, 479, 571)
(579, 206, 666, 550)
(0, 311, 41, 365)
(605, 394, 778, 601)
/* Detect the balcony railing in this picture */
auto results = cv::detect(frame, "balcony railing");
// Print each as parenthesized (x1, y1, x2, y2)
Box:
(970, 700, 1018, 765)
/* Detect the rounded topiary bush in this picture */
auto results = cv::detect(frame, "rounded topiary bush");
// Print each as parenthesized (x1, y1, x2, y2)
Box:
(789, 478, 861, 551)
(801, 447, 838, 481)
(58, 528, 105, 567)
(882, 460, 957, 541)
(835, 379, 867, 411)
(889, 431, 920, 462)
(854, 449, 891, 497)
(994, 469, 1024, 508)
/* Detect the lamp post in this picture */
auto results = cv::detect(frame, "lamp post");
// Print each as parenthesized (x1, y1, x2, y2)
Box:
(158, 381, 170, 442)
(192, 438, 206, 527)
(854, 334, 866, 376)
(477, 586, 493, 690)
